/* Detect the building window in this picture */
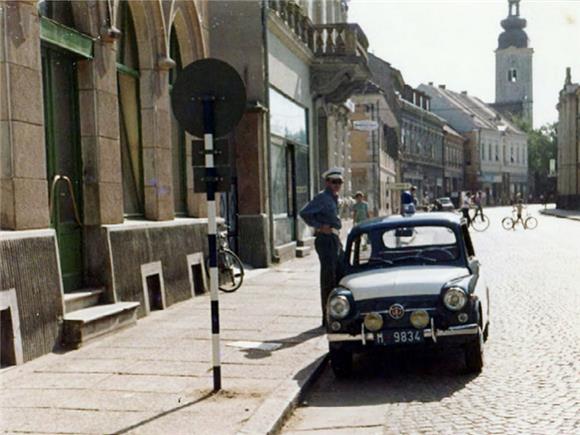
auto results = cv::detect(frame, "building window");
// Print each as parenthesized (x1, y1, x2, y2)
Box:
(169, 28, 187, 215)
(38, 0, 74, 27)
(508, 68, 517, 83)
(117, 0, 143, 216)
(495, 144, 499, 162)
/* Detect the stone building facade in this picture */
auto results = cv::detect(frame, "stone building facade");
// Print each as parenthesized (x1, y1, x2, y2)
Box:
(399, 87, 445, 204)
(349, 84, 398, 217)
(0, 0, 212, 363)
(556, 68, 580, 210)
(208, 0, 369, 264)
(443, 124, 466, 205)
(420, 83, 528, 205)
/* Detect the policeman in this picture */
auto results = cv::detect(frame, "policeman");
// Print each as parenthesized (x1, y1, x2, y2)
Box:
(299, 167, 344, 326)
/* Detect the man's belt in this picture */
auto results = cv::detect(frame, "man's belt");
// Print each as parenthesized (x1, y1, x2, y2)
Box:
(315, 228, 340, 236)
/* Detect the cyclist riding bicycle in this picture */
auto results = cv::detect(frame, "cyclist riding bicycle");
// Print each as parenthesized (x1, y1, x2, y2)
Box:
(514, 193, 525, 225)
(473, 191, 483, 220)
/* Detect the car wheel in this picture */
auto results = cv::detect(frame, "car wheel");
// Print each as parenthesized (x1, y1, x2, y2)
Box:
(464, 326, 484, 374)
(329, 348, 353, 379)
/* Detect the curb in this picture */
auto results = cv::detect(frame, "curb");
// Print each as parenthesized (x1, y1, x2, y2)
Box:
(539, 209, 580, 221)
(237, 351, 329, 435)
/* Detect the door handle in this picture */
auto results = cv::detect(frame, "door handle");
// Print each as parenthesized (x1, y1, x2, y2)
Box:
(49, 174, 83, 227)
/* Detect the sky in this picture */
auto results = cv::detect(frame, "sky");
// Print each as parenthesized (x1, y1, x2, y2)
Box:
(348, 0, 580, 128)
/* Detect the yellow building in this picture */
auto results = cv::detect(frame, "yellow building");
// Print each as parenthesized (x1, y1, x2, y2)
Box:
(557, 68, 580, 210)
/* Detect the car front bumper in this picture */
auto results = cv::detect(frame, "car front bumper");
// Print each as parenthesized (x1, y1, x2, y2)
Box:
(327, 323, 479, 347)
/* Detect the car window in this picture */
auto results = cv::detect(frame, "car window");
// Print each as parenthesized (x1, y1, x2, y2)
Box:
(349, 225, 460, 269)
(382, 226, 456, 248)
(349, 233, 372, 266)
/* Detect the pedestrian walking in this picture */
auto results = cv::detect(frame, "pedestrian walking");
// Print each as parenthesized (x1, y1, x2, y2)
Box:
(461, 192, 472, 226)
(352, 191, 370, 225)
(299, 167, 345, 326)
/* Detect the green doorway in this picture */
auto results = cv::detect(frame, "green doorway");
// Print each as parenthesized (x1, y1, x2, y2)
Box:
(42, 46, 84, 292)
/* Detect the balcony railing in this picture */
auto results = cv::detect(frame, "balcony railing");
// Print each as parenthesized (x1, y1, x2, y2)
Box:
(268, 0, 368, 61)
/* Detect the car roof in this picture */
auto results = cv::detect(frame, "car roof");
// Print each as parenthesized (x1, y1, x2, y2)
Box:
(350, 212, 463, 236)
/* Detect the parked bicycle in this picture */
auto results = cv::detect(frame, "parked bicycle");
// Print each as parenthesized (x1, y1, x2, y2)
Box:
(468, 207, 490, 232)
(208, 226, 244, 292)
(501, 206, 538, 230)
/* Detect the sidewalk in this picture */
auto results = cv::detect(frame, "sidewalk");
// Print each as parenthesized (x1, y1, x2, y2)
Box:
(539, 207, 580, 221)
(0, 253, 328, 434)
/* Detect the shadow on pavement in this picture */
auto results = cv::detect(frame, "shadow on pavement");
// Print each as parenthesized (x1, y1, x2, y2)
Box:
(239, 327, 324, 360)
(111, 390, 215, 434)
(303, 347, 478, 407)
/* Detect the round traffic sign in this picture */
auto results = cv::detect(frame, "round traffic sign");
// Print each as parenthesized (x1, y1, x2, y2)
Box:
(171, 58, 246, 138)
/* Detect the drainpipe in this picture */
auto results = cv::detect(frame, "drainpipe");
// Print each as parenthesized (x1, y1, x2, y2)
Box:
(261, 0, 277, 263)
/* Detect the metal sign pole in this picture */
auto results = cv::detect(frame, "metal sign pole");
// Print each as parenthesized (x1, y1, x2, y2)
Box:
(202, 96, 221, 391)
(171, 59, 246, 393)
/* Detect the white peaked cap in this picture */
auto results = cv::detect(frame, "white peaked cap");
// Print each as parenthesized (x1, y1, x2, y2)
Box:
(322, 167, 344, 180)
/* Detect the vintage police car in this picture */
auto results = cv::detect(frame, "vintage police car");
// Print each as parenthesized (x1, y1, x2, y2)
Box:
(326, 213, 489, 377)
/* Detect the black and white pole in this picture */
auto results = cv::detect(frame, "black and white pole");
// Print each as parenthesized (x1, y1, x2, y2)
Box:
(202, 96, 221, 391)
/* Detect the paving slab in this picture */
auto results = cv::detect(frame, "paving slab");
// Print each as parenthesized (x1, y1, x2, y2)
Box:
(0, 252, 328, 434)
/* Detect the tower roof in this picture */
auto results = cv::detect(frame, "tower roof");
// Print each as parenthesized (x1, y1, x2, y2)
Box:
(498, 0, 529, 50)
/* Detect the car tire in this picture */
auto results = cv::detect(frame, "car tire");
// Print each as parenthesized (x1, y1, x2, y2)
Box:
(464, 326, 484, 374)
(329, 348, 353, 379)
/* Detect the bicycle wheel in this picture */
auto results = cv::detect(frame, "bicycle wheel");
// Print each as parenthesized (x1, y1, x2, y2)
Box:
(524, 216, 538, 230)
(218, 249, 244, 292)
(471, 214, 490, 232)
(501, 217, 514, 230)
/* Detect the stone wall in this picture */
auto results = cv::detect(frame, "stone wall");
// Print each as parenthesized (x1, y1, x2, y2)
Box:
(107, 221, 208, 318)
(0, 231, 63, 362)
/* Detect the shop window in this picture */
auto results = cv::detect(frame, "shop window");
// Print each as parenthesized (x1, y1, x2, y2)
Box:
(169, 28, 187, 215)
(271, 143, 288, 214)
(117, 1, 143, 216)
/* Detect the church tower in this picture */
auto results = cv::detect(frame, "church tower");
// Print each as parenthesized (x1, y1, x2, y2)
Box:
(495, 0, 533, 126)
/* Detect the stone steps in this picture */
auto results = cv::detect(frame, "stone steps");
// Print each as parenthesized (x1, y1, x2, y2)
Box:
(64, 288, 105, 313)
(296, 246, 312, 257)
(63, 302, 140, 349)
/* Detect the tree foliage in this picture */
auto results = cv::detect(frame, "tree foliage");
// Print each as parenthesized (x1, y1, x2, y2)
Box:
(514, 118, 558, 196)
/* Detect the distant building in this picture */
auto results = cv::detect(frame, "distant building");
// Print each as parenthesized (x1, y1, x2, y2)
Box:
(420, 84, 528, 204)
(350, 83, 398, 217)
(209, 0, 370, 264)
(556, 68, 580, 210)
(492, 0, 534, 126)
(443, 124, 466, 204)
(399, 87, 446, 203)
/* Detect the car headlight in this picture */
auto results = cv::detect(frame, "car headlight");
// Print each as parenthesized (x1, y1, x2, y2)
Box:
(443, 287, 467, 311)
(328, 295, 351, 319)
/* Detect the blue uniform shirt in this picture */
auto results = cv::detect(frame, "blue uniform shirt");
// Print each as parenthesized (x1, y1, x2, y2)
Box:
(299, 188, 342, 230)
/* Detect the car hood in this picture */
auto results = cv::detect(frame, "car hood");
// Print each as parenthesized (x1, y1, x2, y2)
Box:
(339, 265, 470, 301)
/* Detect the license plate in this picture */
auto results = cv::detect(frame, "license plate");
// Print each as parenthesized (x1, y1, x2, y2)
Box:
(375, 329, 424, 345)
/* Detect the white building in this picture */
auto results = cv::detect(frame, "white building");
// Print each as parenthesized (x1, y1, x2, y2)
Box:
(419, 84, 528, 204)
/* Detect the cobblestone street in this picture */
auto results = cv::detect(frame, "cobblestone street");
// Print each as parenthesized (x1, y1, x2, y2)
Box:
(282, 206, 580, 434)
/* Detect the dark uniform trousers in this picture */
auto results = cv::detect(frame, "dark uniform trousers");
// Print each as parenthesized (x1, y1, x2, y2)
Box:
(314, 233, 344, 324)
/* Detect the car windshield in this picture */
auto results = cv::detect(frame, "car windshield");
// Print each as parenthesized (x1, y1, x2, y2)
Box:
(349, 225, 460, 269)
(439, 198, 452, 204)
